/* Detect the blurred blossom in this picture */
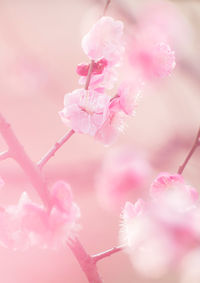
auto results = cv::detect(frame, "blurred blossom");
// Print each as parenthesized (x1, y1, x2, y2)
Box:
(138, 0, 193, 53)
(94, 109, 125, 145)
(150, 172, 199, 202)
(116, 80, 143, 115)
(127, 27, 176, 81)
(120, 173, 200, 278)
(0, 181, 80, 250)
(96, 148, 151, 210)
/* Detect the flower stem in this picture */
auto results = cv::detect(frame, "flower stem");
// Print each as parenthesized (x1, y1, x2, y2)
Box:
(178, 127, 200, 174)
(37, 129, 75, 170)
(85, 60, 95, 90)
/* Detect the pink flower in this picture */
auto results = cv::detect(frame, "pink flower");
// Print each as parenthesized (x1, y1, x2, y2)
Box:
(79, 17, 124, 91)
(96, 148, 151, 209)
(93, 80, 143, 144)
(59, 88, 111, 136)
(82, 16, 124, 64)
(138, 1, 193, 52)
(128, 27, 176, 80)
(120, 200, 173, 278)
(123, 199, 145, 220)
(116, 80, 143, 115)
(0, 182, 80, 250)
(150, 172, 199, 202)
(94, 110, 125, 145)
(150, 172, 184, 195)
(120, 174, 200, 278)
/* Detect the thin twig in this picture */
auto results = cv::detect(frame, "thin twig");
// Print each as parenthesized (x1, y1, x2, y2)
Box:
(103, 0, 111, 16)
(92, 245, 124, 263)
(0, 151, 10, 161)
(68, 238, 103, 283)
(0, 113, 50, 207)
(37, 129, 75, 170)
(178, 127, 200, 174)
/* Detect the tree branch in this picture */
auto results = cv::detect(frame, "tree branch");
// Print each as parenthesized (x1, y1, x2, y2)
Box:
(0, 113, 50, 207)
(178, 127, 200, 174)
(68, 238, 103, 283)
(37, 129, 74, 170)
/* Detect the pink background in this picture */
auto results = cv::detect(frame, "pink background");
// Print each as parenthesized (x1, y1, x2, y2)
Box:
(0, 0, 199, 282)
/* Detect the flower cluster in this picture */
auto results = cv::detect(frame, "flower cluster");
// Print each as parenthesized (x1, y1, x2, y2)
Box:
(120, 172, 200, 278)
(59, 16, 142, 145)
(0, 181, 80, 250)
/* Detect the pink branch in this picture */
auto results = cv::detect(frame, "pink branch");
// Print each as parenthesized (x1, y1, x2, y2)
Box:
(37, 129, 75, 170)
(0, 113, 50, 207)
(0, 113, 107, 283)
(178, 127, 200, 174)
(68, 238, 103, 283)
(0, 2, 123, 282)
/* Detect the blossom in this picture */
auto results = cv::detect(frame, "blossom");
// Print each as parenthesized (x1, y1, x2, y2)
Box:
(96, 148, 151, 209)
(115, 80, 143, 115)
(0, 181, 80, 250)
(150, 172, 199, 202)
(79, 17, 124, 91)
(120, 199, 173, 278)
(122, 199, 145, 220)
(59, 85, 140, 144)
(93, 80, 142, 144)
(128, 27, 176, 80)
(120, 173, 200, 278)
(94, 109, 125, 145)
(138, 1, 193, 53)
(82, 16, 124, 64)
(59, 88, 111, 136)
